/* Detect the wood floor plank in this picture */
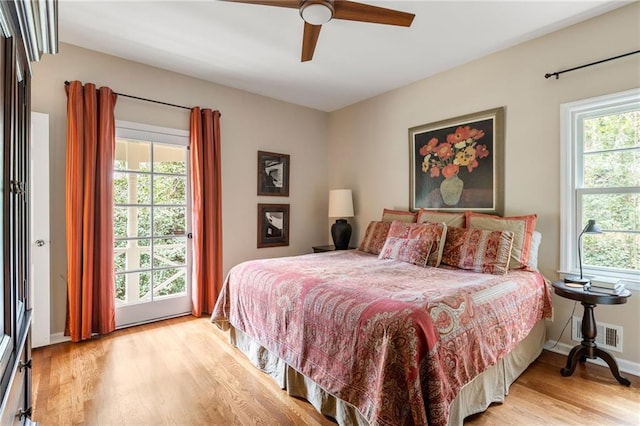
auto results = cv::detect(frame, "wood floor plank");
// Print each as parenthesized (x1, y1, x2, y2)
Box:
(32, 316, 640, 425)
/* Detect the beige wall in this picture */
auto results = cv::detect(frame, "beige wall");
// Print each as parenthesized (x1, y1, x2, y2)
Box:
(327, 3, 640, 365)
(31, 43, 329, 335)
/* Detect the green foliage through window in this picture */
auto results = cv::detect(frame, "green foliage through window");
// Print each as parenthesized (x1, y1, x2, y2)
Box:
(579, 105, 639, 273)
(113, 138, 189, 304)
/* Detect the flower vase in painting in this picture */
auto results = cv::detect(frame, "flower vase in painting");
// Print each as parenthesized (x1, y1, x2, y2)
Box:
(440, 174, 464, 206)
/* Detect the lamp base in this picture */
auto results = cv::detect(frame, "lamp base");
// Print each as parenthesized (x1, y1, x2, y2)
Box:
(564, 276, 590, 285)
(331, 219, 352, 250)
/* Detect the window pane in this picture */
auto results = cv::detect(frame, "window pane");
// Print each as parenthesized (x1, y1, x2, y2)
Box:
(139, 273, 152, 300)
(115, 274, 126, 302)
(153, 207, 186, 236)
(115, 271, 151, 304)
(114, 250, 126, 274)
(153, 175, 186, 205)
(583, 149, 640, 188)
(114, 172, 151, 204)
(583, 232, 639, 272)
(153, 238, 186, 268)
(153, 268, 186, 297)
(583, 110, 640, 152)
(114, 206, 151, 238)
(115, 139, 151, 171)
(154, 143, 186, 174)
(114, 239, 152, 273)
(582, 193, 640, 231)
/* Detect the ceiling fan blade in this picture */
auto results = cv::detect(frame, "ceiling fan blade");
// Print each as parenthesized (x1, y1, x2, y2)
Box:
(301, 22, 322, 62)
(220, 0, 299, 9)
(333, 1, 415, 27)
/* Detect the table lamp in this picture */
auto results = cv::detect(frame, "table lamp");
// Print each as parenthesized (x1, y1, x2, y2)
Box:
(564, 219, 602, 285)
(328, 189, 354, 250)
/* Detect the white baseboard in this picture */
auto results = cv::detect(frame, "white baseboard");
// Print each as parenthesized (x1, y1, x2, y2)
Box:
(544, 340, 640, 377)
(49, 332, 71, 346)
(44, 312, 191, 347)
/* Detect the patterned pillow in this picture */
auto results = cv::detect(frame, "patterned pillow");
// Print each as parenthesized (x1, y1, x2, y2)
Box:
(384, 220, 447, 267)
(381, 208, 417, 223)
(441, 226, 514, 275)
(359, 221, 392, 255)
(378, 237, 434, 267)
(465, 212, 537, 269)
(416, 209, 465, 228)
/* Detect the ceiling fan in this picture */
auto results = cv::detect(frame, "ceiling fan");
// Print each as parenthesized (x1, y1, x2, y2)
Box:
(223, 0, 415, 62)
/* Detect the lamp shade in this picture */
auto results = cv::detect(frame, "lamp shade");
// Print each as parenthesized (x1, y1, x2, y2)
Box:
(328, 189, 354, 218)
(582, 219, 602, 234)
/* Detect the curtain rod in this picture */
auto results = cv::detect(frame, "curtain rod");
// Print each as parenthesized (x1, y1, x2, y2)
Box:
(64, 80, 192, 111)
(544, 50, 640, 79)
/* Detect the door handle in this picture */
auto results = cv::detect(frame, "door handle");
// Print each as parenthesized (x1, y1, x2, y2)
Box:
(35, 240, 45, 247)
(19, 359, 31, 371)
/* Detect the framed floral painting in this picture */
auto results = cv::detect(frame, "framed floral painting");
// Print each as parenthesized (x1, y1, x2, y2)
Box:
(409, 107, 504, 215)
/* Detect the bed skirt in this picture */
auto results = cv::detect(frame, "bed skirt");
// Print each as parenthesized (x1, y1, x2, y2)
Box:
(228, 320, 546, 425)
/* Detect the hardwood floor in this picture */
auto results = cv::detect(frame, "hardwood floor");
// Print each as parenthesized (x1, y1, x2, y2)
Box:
(32, 316, 640, 426)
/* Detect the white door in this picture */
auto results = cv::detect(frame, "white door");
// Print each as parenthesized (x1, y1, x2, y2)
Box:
(30, 112, 51, 348)
(114, 121, 192, 327)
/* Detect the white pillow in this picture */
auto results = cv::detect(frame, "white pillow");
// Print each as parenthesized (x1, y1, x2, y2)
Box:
(527, 231, 542, 270)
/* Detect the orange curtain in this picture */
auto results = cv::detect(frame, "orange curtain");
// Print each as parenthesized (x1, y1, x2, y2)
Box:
(190, 108, 223, 316)
(65, 81, 117, 342)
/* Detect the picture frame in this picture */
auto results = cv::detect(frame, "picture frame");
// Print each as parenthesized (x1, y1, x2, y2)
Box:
(257, 203, 290, 248)
(257, 151, 290, 196)
(409, 107, 504, 215)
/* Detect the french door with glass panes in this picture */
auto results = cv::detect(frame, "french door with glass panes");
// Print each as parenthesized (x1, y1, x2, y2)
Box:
(114, 122, 191, 327)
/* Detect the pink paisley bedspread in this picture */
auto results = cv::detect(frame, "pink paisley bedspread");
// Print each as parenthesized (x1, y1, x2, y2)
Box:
(211, 250, 552, 425)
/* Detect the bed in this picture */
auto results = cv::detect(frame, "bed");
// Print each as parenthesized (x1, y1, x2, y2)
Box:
(212, 216, 552, 425)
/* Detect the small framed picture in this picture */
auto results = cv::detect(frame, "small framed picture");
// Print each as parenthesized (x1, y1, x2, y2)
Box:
(257, 151, 290, 196)
(257, 203, 290, 248)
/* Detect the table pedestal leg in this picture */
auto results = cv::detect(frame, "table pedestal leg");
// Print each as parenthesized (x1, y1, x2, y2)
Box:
(560, 302, 630, 386)
(595, 347, 631, 386)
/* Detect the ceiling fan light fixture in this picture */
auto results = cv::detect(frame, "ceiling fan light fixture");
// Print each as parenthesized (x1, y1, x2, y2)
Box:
(300, 0, 334, 25)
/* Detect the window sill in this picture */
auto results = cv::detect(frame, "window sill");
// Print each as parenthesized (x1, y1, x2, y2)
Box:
(558, 270, 639, 292)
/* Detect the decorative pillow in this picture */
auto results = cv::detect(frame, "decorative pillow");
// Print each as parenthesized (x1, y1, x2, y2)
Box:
(417, 209, 465, 228)
(527, 231, 542, 270)
(378, 237, 434, 267)
(441, 226, 514, 275)
(359, 221, 392, 255)
(381, 208, 417, 223)
(465, 212, 537, 269)
(384, 220, 447, 267)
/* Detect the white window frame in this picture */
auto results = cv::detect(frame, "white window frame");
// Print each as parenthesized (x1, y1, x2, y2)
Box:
(560, 88, 640, 290)
(114, 120, 192, 327)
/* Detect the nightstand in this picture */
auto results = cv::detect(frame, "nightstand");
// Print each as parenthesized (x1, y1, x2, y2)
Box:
(312, 245, 356, 253)
(552, 281, 632, 386)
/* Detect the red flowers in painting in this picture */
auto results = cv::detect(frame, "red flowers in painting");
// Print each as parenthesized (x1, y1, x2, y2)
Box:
(420, 125, 489, 178)
(419, 137, 438, 156)
(442, 164, 459, 179)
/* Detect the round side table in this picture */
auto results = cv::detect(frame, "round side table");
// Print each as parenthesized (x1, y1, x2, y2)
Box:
(552, 281, 631, 386)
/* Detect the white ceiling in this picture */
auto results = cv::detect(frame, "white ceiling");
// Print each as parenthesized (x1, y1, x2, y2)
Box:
(58, 0, 630, 112)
